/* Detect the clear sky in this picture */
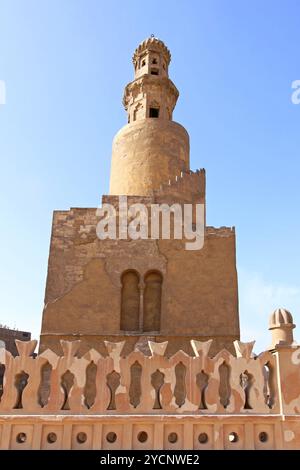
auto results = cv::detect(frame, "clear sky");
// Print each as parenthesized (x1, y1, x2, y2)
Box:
(0, 0, 299, 353)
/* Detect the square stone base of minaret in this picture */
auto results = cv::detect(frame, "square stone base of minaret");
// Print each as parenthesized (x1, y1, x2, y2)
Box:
(39, 191, 239, 357)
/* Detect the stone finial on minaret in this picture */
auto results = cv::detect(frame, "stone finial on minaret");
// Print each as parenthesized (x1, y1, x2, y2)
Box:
(123, 37, 179, 123)
(132, 36, 171, 79)
(268, 308, 296, 349)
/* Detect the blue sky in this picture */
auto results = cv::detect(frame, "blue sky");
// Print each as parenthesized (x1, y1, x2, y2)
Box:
(0, 0, 299, 352)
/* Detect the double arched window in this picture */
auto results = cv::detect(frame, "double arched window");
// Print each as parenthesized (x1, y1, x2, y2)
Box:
(120, 270, 163, 332)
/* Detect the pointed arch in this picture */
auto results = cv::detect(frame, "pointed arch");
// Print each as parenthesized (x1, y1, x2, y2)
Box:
(143, 271, 163, 332)
(120, 270, 140, 331)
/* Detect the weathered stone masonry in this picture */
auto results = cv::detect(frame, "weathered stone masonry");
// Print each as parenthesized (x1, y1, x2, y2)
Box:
(1, 37, 299, 450)
(40, 37, 239, 357)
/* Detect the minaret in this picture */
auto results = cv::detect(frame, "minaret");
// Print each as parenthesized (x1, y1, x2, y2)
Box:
(109, 37, 190, 196)
(40, 36, 239, 359)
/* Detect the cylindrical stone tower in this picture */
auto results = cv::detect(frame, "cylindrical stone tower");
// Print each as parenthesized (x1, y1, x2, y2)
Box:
(109, 37, 190, 196)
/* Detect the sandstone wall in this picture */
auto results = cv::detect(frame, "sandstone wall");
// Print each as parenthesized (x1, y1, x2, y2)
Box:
(1, 339, 300, 449)
(40, 191, 239, 356)
(109, 119, 189, 196)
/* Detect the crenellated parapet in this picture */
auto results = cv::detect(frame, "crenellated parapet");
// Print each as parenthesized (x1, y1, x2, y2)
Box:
(0, 335, 298, 416)
(1, 311, 300, 449)
(154, 169, 206, 204)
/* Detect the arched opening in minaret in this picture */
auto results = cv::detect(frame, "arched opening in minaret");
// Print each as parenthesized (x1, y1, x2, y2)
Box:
(120, 270, 140, 331)
(143, 271, 162, 332)
(150, 68, 159, 75)
(149, 107, 159, 118)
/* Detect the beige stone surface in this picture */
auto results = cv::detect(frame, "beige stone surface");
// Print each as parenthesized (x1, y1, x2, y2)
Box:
(269, 308, 296, 349)
(0, 337, 300, 449)
(40, 36, 240, 356)
(5, 37, 297, 450)
(110, 119, 189, 196)
(39, 209, 239, 356)
(0, 338, 290, 415)
(0, 414, 296, 450)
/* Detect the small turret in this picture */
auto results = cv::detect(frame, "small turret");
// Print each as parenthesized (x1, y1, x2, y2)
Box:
(133, 36, 171, 79)
(269, 308, 296, 349)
